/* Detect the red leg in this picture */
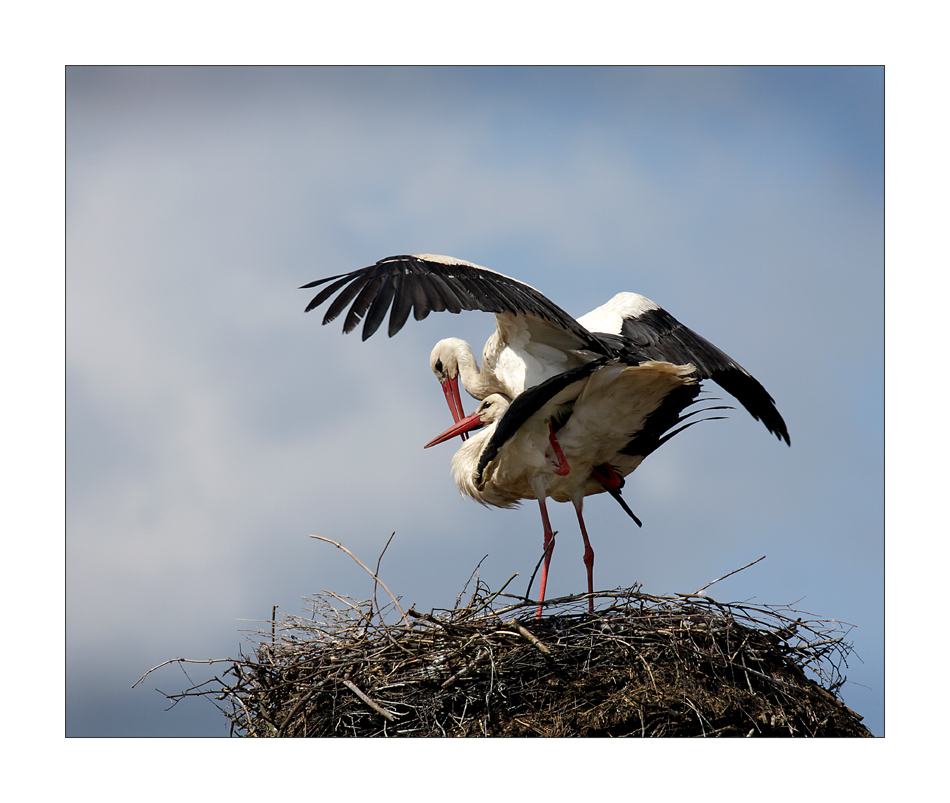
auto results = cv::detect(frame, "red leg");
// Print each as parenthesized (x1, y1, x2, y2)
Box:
(547, 424, 570, 476)
(573, 500, 595, 613)
(591, 462, 621, 489)
(536, 497, 556, 619)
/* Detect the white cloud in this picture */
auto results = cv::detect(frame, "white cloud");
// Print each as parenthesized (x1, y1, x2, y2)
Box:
(66, 67, 884, 735)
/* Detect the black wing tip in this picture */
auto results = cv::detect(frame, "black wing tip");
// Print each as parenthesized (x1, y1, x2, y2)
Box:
(753, 400, 790, 446)
(776, 415, 791, 445)
(303, 297, 322, 314)
(300, 272, 347, 292)
(300, 253, 606, 351)
(301, 272, 351, 313)
(748, 409, 791, 447)
(744, 411, 790, 446)
(299, 255, 468, 324)
(710, 368, 790, 447)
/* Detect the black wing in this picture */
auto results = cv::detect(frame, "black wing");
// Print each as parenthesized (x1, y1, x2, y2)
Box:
(612, 307, 790, 445)
(301, 254, 608, 354)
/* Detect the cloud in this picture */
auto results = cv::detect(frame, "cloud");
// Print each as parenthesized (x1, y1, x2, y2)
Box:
(66, 67, 883, 735)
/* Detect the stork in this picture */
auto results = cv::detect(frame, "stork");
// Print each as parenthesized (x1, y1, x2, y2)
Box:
(424, 359, 709, 616)
(303, 254, 789, 445)
(302, 254, 789, 613)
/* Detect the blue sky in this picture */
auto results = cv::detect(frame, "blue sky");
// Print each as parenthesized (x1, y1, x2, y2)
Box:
(66, 66, 883, 737)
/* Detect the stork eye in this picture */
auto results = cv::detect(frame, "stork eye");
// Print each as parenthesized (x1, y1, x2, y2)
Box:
(435, 360, 444, 373)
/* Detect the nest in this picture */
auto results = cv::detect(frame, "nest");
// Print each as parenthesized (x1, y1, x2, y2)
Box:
(145, 541, 870, 737)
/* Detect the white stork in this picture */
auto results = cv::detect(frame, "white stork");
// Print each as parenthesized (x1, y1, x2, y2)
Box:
(303, 254, 789, 444)
(424, 360, 705, 616)
(301, 254, 789, 612)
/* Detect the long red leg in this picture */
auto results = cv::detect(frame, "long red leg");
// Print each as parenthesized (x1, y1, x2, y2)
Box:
(536, 497, 556, 619)
(573, 500, 595, 613)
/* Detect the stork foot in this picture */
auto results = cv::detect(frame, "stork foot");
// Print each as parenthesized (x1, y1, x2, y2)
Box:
(591, 463, 622, 489)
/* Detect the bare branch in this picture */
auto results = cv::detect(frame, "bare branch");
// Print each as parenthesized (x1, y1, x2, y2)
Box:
(506, 619, 552, 656)
(342, 679, 396, 721)
(691, 555, 767, 596)
(132, 658, 233, 689)
(309, 535, 409, 626)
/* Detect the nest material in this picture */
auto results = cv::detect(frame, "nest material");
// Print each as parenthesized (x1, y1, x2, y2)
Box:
(157, 569, 870, 737)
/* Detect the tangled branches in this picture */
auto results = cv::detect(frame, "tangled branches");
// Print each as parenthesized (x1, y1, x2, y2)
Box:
(139, 550, 870, 737)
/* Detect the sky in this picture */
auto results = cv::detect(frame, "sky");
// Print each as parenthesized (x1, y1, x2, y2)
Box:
(65, 66, 883, 738)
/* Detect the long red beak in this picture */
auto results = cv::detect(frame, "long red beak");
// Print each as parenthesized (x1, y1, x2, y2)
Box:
(440, 375, 469, 441)
(441, 375, 466, 422)
(425, 409, 485, 448)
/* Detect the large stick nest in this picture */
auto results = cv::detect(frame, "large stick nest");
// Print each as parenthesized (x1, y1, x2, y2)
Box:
(151, 548, 870, 737)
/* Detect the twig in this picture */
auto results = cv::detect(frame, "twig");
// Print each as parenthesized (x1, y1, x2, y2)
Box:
(441, 646, 489, 689)
(506, 619, 552, 656)
(373, 532, 397, 622)
(132, 657, 233, 689)
(276, 676, 332, 736)
(455, 555, 490, 609)
(462, 573, 520, 619)
(691, 555, 766, 596)
(342, 678, 396, 721)
(310, 535, 409, 626)
(524, 532, 557, 602)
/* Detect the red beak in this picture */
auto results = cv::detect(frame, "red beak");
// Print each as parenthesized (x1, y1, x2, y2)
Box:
(425, 409, 485, 449)
(440, 375, 469, 441)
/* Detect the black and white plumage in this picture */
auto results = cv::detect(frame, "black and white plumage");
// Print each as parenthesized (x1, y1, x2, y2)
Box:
(423, 359, 715, 615)
(302, 254, 789, 446)
(302, 253, 789, 614)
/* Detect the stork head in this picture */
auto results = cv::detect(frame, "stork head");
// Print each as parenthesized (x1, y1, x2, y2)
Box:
(425, 393, 510, 448)
(430, 338, 469, 426)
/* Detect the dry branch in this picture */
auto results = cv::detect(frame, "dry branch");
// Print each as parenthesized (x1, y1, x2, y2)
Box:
(145, 565, 871, 737)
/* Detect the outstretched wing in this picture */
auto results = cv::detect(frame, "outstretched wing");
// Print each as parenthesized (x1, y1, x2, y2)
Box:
(619, 307, 789, 445)
(580, 293, 789, 445)
(301, 254, 608, 354)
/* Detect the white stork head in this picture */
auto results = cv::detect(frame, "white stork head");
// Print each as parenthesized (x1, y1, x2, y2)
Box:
(424, 393, 509, 449)
(430, 337, 475, 428)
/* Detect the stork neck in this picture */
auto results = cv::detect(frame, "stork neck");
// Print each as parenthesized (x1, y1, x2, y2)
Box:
(455, 340, 504, 400)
